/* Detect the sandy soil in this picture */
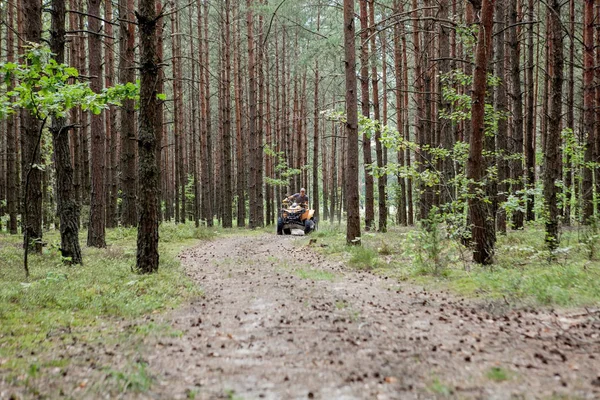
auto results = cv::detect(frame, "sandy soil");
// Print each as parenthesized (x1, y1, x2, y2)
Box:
(147, 233, 600, 400)
(2, 232, 599, 399)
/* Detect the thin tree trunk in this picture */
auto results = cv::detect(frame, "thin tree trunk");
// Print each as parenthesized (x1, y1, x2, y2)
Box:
(368, 0, 386, 232)
(544, 0, 563, 250)
(312, 10, 321, 222)
(247, 0, 257, 228)
(135, 0, 160, 273)
(105, 0, 118, 228)
(582, 0, 595, 223)
(468, 0, 496, 265)
(509, 0, 525, 230)
(221, 0, 233, 228)
(393, 0, 406, 226)
(86, 0, 106, 248)
(495, 0, 508, 234)
(564, 0, 575, 225)
(525, 0, 536, 221)
(21, 0, 43, 254)
(344, 0, 361, 244)
(119, 0, 137, 227)
(6, 0, 18, 234)
(50, 0, 82, 264)
(359, 0, 374, 231)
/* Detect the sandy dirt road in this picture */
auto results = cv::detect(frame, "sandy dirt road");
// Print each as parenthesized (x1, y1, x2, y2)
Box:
(144, 233, 600, 400)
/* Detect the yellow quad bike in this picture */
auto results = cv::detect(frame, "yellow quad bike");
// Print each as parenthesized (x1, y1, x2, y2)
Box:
(277, 199, 316, 235)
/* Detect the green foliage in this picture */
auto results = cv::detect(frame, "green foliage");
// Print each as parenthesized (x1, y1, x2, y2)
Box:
(581, 217, 600, 260)
(406, 210, 452, 276)
(264, 143, 303, 187)
(0, 44, 139, 120)
(348, 245, 379, 270)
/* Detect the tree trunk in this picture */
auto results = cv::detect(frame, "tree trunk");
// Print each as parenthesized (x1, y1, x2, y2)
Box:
(87, 0, 106, 248)
(468, 0, 495, 265)
(105, 0, 118, 229)
(234, 3, 246, 228)
(368, 0, 386, 233)
(582, 0, 595, 223)
(543, 0, 563, 250)
(312, 10, 321, 222)
(359, 0, 374, 231)
(135, 0, 160, 273)
(344, 0, 361, 244)
(50, 0, 82, 264)
(509, 0, 524, 230)
(155, 0, 164, 222)
(6, 1, 17, 234)
(221, 0, 233, 228)
(563, 0, 575, 225)
(393, 0, 407, 226)
(21, 0, 43, 254)
(247, 0, 258, 228)
(119, 0, 137, 227)
(525, 0, 535, 221)
(495, 0, 508, 234)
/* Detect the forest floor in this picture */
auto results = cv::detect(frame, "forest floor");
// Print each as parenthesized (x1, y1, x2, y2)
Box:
(2, 231, 600, 399)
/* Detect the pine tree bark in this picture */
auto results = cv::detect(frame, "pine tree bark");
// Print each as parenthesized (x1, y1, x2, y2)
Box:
(393, 0, 406, 226)
(439, 0, 454, 207)
(6, 1, 18, 234)
(87, 0, 106, 248)
(50, 0, 82, 264)
(105, 0, 118, 228)
(21, 0, 43, 253)
(495, 0, 508, 234)
(509, 0, 524, 230)
(359, 0, 374, 231)
(344, 0, 361, 245)
(543, 0, 563, 250)
(119, 0, 137, 227)
(221, 0, 233, 228)
(525, 0, 535, 221)
(234, 3, 246, 228)
(155, 0, 164, 222)
(135, 0, 160, 273)
(247, 0, 258, 228)
(564, 0, 575, 225)
(468, 0, 495, 265)
(368, 0, 386, 232)
(582, 0, 595, 223)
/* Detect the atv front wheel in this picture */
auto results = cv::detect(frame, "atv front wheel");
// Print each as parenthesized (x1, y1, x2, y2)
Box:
(277, 218, 284, 235)
(304, 219, 315, 234)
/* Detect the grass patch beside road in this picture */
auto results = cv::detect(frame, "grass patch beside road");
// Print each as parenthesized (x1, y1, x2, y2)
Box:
(0, 223, 214, 396)
(309, 221, 600, 308)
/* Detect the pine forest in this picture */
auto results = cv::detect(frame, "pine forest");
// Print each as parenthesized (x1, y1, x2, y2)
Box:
(1, 0, 600, 398)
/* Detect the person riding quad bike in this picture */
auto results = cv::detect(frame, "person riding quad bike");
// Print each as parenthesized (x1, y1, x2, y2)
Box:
(277, 188, 316, 235)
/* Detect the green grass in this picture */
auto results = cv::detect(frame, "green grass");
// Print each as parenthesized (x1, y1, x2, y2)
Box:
(311, 221, 600, 308)
(0, 222, 214, 394)
(428, 377, 453, 396)
(294, 267, 336, 281)
(486, 366, 512, 382)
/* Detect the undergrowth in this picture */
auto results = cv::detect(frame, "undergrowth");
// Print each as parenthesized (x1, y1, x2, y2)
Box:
(0, 222, 214, 395)
(311, 221, 600, 307)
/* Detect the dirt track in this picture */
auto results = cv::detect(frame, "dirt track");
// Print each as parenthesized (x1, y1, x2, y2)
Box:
(3, 232, 599, 399)
(144, 233, 600, 399)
